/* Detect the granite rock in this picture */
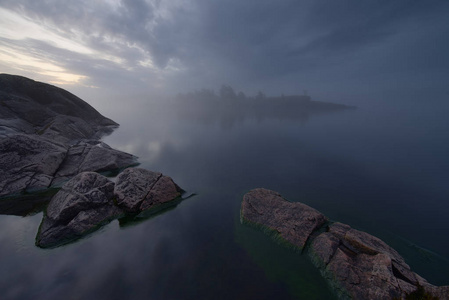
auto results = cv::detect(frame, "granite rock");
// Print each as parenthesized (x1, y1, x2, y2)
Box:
(0, 74, 136, 202)
(241, 188, 327, 249)
(114, 167, 183, 213)
(37, 172, 123, 248)
(241, 188, 449, 300)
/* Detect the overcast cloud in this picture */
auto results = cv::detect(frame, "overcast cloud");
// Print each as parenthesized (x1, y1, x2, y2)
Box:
(0, 0, 448, 102)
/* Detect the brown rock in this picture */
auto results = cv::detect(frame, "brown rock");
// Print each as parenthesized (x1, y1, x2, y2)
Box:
(241, 189, 449, 300)
(241, 188, 327, 249)
(114, 167, 183, 213)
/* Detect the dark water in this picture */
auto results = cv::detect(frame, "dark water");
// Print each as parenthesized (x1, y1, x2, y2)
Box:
(1, 96, 449, 299)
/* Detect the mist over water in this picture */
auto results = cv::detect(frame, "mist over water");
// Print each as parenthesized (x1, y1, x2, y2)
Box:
(0, 88, 448, 299)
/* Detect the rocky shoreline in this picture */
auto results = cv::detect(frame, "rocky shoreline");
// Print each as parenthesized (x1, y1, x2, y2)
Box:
(241, 188, 449, 300)
(0, 74, 185, 247)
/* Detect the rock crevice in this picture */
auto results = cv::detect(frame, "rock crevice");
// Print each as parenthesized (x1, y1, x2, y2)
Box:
(37, 168, 184, 248)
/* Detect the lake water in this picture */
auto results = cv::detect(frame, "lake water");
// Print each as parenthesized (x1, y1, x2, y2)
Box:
(1, 95, 448, 299)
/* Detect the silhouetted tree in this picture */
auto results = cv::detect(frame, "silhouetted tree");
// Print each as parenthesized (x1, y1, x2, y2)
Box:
(255, 91, 266, 99)
(219, 85, 237, 99)
(237, 91, 247, 100)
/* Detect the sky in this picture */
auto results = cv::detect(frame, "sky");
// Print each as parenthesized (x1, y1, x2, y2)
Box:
(0, 0, 448, 104)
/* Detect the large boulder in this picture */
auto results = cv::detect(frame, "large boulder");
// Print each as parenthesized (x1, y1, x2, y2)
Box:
(241, 188, 449, 300)
(114, 167, 183, 213)
(241, 188, 327, 249)
(0, 73, 117, 140)
(36, 172, 123, 248)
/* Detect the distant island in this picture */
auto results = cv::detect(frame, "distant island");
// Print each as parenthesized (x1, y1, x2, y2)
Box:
(171, 85, 355, 127)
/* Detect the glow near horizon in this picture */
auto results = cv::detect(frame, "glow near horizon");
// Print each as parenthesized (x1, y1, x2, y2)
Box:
(0, 7, 158, 86)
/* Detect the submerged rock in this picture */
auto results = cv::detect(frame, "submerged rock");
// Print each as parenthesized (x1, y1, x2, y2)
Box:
(241, 188, 449, 300)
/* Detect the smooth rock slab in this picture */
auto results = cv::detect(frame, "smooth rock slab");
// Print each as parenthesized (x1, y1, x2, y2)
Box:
(241, 188, 327, 249)
(36, 172, 123, 248)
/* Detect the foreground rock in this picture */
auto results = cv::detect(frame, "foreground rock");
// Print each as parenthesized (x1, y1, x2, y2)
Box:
(37, 172, 123, 248)
(241, 188, 327, 249)
(241, 188, 449, 300)
(0, 134, 137, 199)
(0, 74, 137, 204)
(36, 168, 184, 248)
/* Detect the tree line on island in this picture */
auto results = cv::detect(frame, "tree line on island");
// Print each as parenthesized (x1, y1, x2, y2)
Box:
(175, 84, 312, 104)
(171, 85, 354, 128)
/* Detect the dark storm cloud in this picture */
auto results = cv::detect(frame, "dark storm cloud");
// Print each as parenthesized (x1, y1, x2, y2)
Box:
(1, 0, 448, 95)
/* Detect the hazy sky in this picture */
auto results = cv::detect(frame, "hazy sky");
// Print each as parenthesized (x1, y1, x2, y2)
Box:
(0, 0, 448, 102)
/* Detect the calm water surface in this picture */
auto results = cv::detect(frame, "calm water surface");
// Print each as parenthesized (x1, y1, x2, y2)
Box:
(1, 96, 448, 299)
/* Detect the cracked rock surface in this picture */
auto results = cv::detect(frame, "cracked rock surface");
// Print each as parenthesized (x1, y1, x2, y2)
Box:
(241, 188, 449, 300)
(0, 74, 137, 202)
(114, 168, 183, 213)
(37, 168, 184, 248)
(37, 172, 123, 248)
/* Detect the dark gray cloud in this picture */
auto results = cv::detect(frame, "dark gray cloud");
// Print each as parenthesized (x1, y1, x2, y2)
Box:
(1, 0, 448, 99)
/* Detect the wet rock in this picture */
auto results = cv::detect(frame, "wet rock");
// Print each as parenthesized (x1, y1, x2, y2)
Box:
(241, 188, 327, 249)
(241, 189, 449, 300)
(114, 167, 183, 213)
(36, 172, 123, 248)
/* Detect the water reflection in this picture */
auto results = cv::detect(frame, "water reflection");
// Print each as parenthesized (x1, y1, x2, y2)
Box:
(1, 95, 449, 299)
